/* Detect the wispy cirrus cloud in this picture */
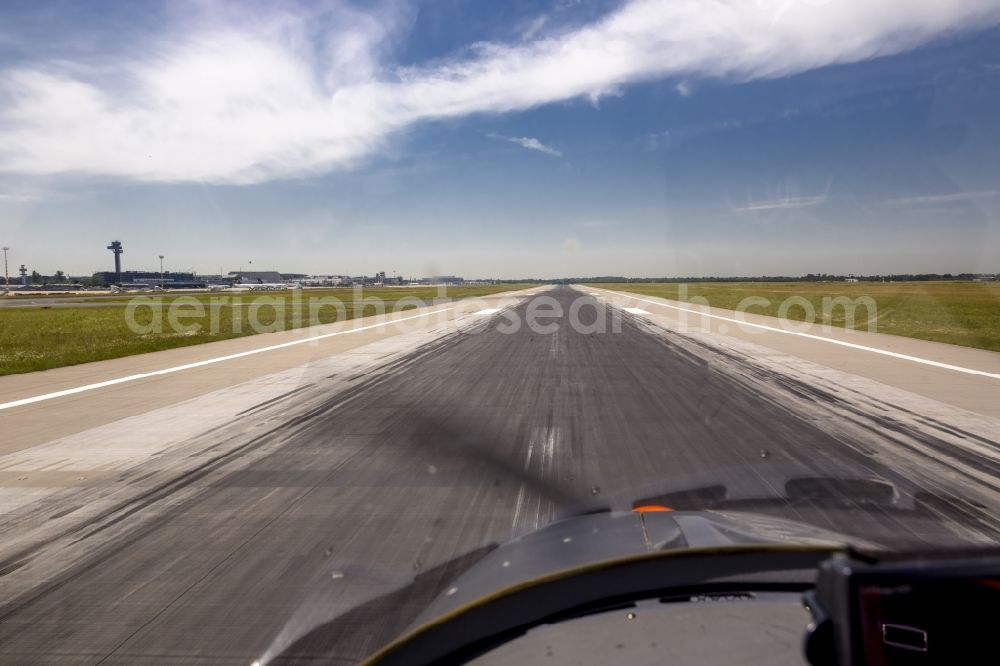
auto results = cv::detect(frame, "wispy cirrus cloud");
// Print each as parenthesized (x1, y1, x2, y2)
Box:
(1, 0, 999, 184)
(733, 194, 828, 212)
(488, 133, 562, 157)
(884, 190, 998, 206)
(520, 15, 548, 41)
(0, 192, 39, 203)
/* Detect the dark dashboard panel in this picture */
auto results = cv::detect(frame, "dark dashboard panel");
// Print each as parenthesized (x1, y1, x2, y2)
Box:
(807, 552, 1000, 666)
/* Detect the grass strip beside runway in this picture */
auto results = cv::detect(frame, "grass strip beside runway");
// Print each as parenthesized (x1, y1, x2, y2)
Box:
(0, 285, 528, 375)
(593, 281, 1000, 352)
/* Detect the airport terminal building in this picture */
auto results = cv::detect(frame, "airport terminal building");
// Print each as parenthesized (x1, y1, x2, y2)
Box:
(228, 271, 283, 284)
(91, 270, 203, 288)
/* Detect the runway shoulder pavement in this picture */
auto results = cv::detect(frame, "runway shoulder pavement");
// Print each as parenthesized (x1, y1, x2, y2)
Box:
(585, 285, 1000, 418)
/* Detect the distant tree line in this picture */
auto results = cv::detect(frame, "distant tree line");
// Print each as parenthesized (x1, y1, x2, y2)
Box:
(9, 271, 93, 286)
(495, 273, 998, 284)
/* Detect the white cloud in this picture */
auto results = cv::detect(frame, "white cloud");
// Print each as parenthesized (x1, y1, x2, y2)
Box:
(643, 130, 671, 152)
(489, 133, 562, 157)
(1, 0, 999, 184)
(521, 15, 548, 41)
(884, 190, 998, 206)
(0, 192, 39, 203)
(734, 194, 828, 212)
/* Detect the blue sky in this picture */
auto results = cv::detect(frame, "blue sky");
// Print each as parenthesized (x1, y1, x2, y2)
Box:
(1, 0, 999, 279)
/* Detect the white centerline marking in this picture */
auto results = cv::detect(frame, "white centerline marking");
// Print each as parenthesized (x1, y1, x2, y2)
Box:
(0, 307, 456, 411)
(623, 307, 651, 315)
(601, 289, 1000, 380)
(474, 308, 502, 315)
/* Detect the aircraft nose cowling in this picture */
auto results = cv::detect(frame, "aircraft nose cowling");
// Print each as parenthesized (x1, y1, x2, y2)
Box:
(411, 511, 684, 625)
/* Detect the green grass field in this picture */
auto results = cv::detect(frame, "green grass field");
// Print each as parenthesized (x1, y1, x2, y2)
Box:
(590, 282, 1000, 352)
(0, 285, 529, 376)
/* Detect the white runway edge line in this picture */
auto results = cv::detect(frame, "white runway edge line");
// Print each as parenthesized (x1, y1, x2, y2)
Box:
(602, 290, 1000, 381)
(0, 307, 455, 411)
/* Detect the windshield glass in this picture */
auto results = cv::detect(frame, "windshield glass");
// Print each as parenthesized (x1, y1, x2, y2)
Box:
(0, 1, 998, 663)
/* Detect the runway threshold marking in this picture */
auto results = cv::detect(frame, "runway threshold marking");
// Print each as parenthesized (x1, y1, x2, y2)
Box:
(603, 290, 1000, 380)
(0, 307, 456, 412)
(623, 307, 651, 315)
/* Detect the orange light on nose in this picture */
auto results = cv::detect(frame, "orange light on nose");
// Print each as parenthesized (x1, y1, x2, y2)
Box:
(976, 578, 1000, 592)
(633, 504, 674, 513)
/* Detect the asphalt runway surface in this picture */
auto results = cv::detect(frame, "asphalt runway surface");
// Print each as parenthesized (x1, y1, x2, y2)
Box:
(1, 286, 998, 664)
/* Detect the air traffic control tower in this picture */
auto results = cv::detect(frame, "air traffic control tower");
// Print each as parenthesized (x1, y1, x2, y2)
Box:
(107, 240, 124, 285)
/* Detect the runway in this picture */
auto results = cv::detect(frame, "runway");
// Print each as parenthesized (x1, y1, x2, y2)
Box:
(0, 286, 998, 664)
